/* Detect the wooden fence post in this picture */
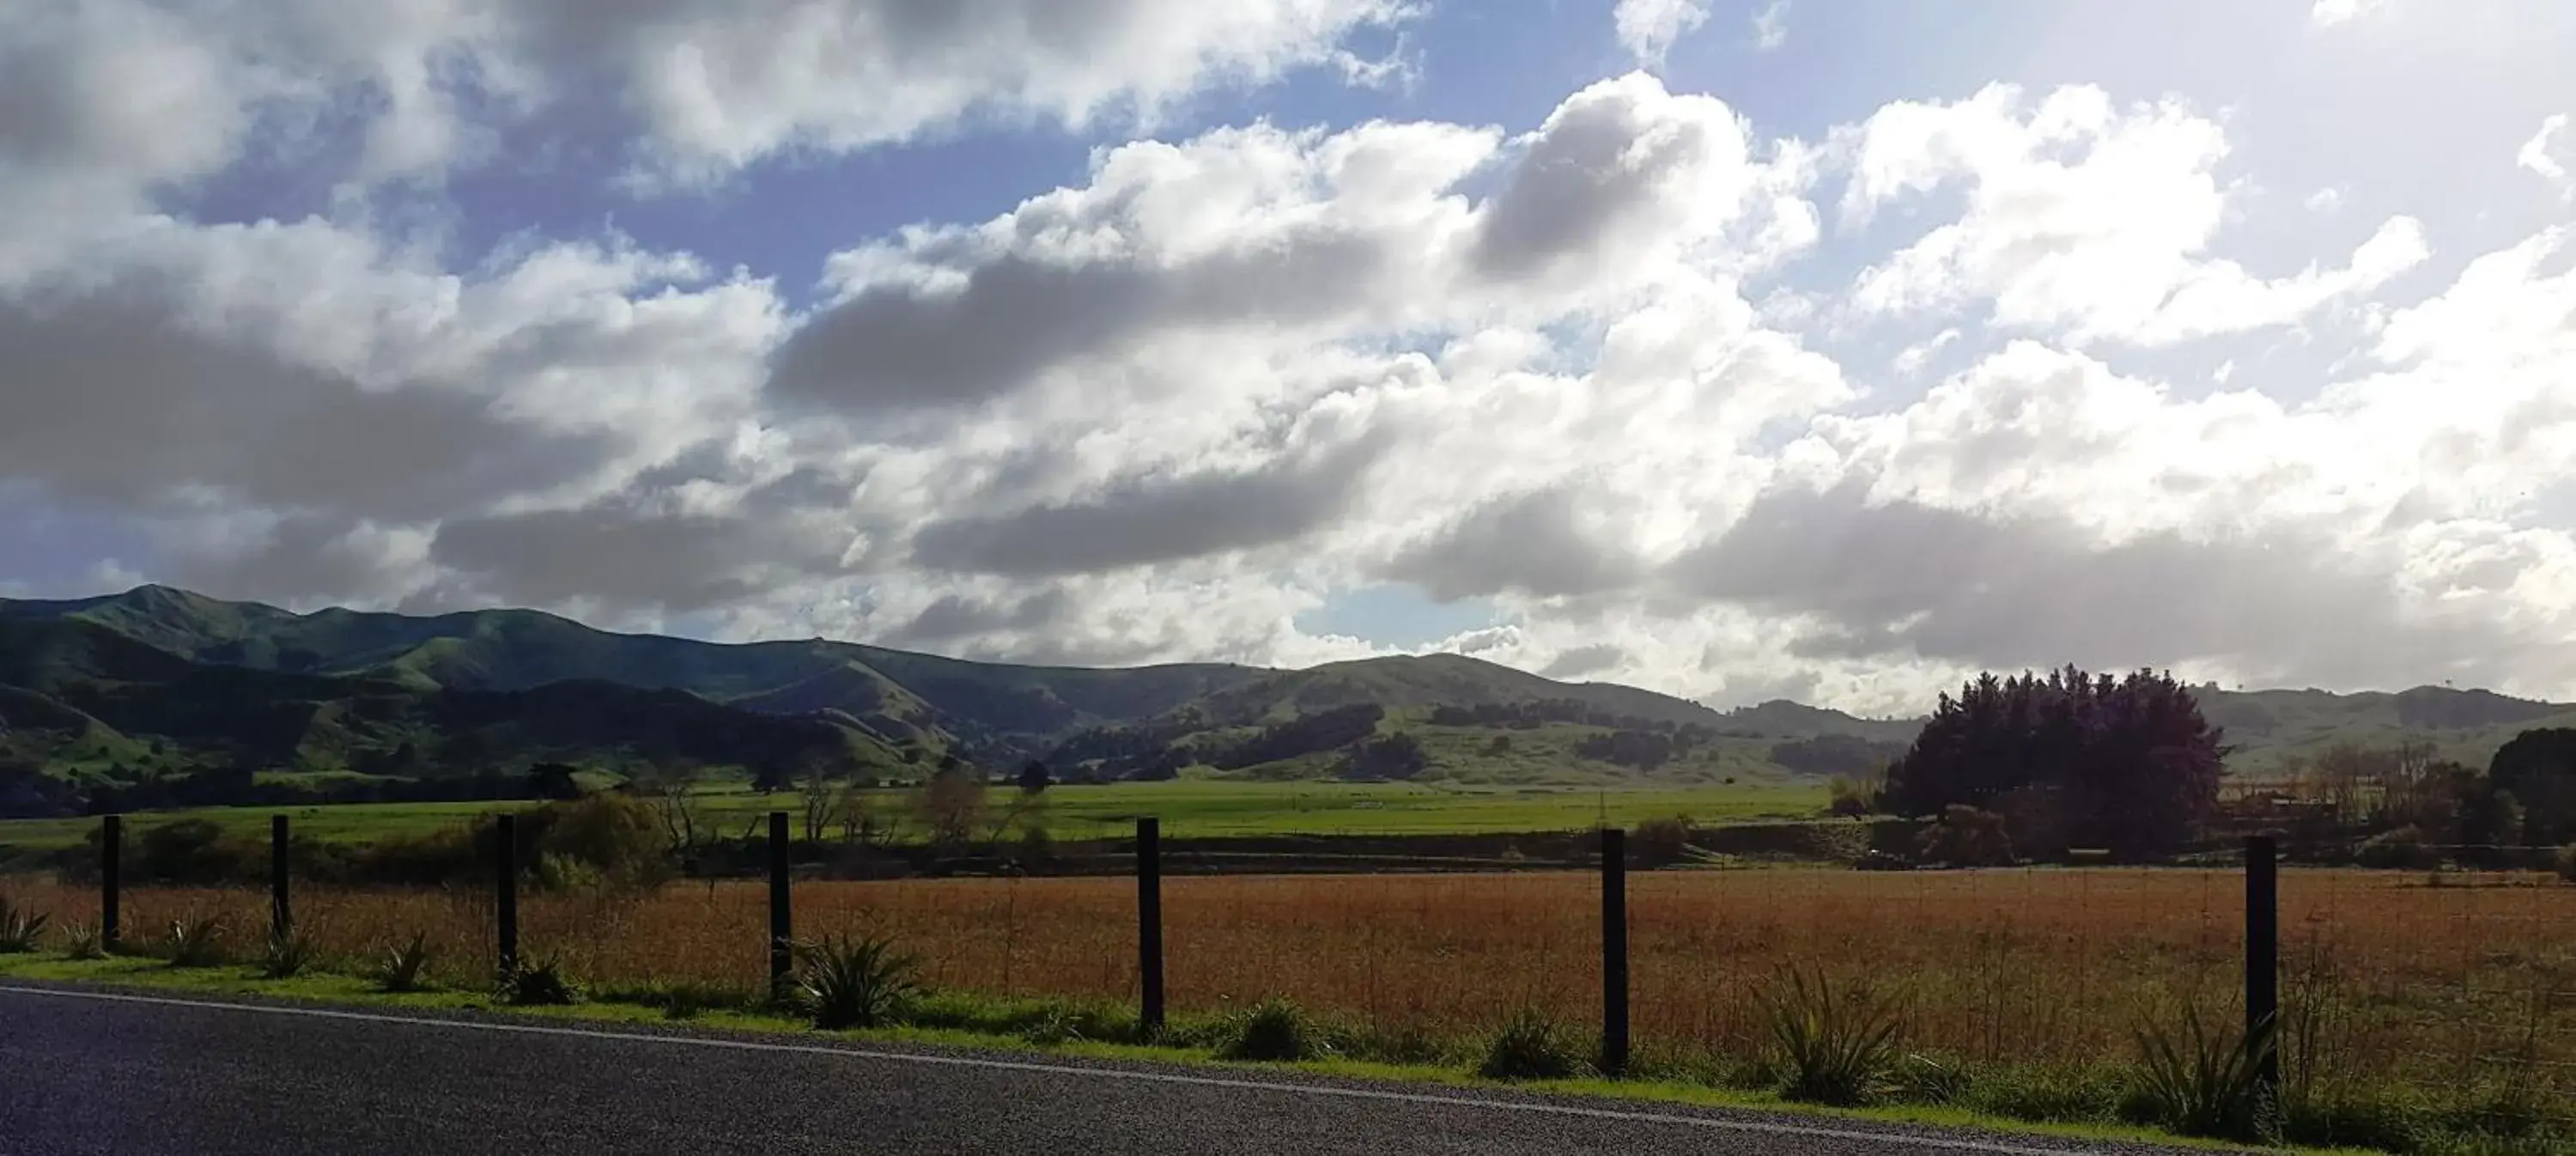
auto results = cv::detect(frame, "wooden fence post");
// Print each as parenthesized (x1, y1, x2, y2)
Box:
(1138, 817, 1164, 1037)
(769, 811, 793, 996)
(270, 814, 292, 941)
(100, 814, 122, 951)
(2245, 835, 2281, 1116)
(496, 812, 519, 979)
(1601, 826, 1631, 1077)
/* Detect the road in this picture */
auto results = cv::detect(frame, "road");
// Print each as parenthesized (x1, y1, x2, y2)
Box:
(0, 983, 2226, 1156)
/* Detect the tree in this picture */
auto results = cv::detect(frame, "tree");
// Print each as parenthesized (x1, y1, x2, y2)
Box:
(750, 760, 793, 794)
(799, 761, 844, 843)
(2490, 728, 2576, 844)
(632, 762, 704, 851)
(525, 762, 584, 801)
(1884, 666, 2225, 858)
(1018, 758, 1052, 794)
(918, 759, 987, 849)
(1342, 732, 1428, 781)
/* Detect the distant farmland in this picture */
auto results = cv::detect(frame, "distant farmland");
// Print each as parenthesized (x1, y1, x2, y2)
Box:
(0, 779, 1829, 852)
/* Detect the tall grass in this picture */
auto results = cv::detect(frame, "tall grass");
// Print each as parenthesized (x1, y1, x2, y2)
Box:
(1765, 966, 1905, 1105)
(2131, 1004, 2279, 1141)
(0, 896, 47, 952)
(0, 867, 2564, 1112)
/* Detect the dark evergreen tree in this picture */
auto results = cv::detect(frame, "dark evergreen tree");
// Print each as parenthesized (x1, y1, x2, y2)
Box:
(1885, 666, 2225, 857)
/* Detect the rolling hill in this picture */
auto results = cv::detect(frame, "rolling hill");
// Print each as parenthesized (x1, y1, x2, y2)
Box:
(3, 585, 2569, 793)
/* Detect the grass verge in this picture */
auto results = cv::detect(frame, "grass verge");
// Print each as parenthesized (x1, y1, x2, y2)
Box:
(0, 952, 2390, 1156)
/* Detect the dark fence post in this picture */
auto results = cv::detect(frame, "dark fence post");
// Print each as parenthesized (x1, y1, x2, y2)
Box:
(270, 815, 292, 940)
(1601, 826, 1630, 1078)
(496, 812, 519, 979)
(100, 814, 122, 951)
(1138, 817, 1164, 1037)
(2245, 835, 2281, 1111)
(769, 811, 793, 997)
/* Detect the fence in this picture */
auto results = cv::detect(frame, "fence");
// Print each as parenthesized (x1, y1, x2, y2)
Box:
(15, 816, 2574, 1135)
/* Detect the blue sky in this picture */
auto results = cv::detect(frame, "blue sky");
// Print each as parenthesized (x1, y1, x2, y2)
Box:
(3, 0, 2573, 713)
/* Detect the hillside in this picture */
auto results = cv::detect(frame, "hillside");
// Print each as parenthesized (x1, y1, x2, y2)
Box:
(0, 616, 892, 798)
(4, 586, 2571, 790)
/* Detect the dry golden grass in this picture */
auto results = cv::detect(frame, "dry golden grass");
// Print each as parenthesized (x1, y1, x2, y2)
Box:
(5, 867, 2568, 1098)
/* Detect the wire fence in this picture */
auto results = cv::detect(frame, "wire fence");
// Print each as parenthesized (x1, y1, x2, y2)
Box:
(3, 818, 2570, 1135)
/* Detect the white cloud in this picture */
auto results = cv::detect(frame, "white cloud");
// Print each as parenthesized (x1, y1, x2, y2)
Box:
(2519, 113, 2573, 201)
(1751, 0, 1790, 52)
(2309, 0, 2390, 27)
(0, 0, 1410, 205)
(4, 7, 2575, 715)
(1613, 0, 1710, 67)
(1841, 83, 2429, 347)
(1891, 327, 1960, 376)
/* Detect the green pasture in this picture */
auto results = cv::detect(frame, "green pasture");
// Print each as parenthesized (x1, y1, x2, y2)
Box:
(0, 779, 1827, 852)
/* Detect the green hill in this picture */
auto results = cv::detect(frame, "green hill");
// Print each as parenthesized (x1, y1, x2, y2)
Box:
(4, 586, 2569, 790)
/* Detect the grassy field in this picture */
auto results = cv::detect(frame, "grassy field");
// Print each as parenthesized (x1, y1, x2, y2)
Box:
(8, 865, 2566, 1122)
(0, 779, 1827, 852)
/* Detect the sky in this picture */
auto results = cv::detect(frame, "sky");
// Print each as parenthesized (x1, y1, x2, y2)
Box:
(2, 0, 2573, 716)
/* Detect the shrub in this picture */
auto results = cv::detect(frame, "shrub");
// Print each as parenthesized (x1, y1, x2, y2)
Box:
(374, 932, 433, 993)
(1631, 815, 1693, 866)
(1765, 966, 1905, 1105)
(163, 914, 229, 968)
(1826, 776, 1880, 817)
(0, 896, 48, 952)
(261, 925, 316, 978)
(1222, 998, 1320, 1062)
(61, 920, 104, 961)
(1478, 1007, 1582, 1080)
(501, 954, 581, 1007)
(1889, 1053, 1971, 1105)
(2357, 826, 2440, 871)
(1914, 806, 2015, 867)
(2555, 844, 2576, 883)
(2281, 1084, 2429, 1153)
(2132, 1005, 2280, 1141)
(794, 932, 919, 1031)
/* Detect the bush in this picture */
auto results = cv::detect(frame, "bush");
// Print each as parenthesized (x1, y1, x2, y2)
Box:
(1765, 966, 1904, 1105)
(1221, 998, 1321, 1062)
(2132, 1006, 2279, 1141)
(2357, 826, 2441, 871)
(794, 932, 919, 1030)
(163, 914, 230, 967)
(1631, 815, 1693, 866)
(61, 920, 104, 960)
(501, 954, 581, 1007)
(1478, 1007, 1582, 1080)
(374, 932, 433, 992)
(261, 925, 315, 978)
(2281, 1084, 2429, 1153)
(1914, 806, 2015, 867)
(2555, 844, 2576, 883)
(0, 896, 48, 952)
(1826, 776, 1880, 817)
(1963, 1063, 2129, 1123)
(1889, 1053, 1971, 1105)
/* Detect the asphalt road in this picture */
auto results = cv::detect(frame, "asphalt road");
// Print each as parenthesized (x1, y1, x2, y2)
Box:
(0, 983, 2229, 1156)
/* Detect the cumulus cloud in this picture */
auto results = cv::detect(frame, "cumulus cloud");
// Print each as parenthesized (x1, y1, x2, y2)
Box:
(771, 72, 1805, 417)
(1613, 0, 1710, 66)
(1840, 84, 2428, 346)
(4, 3, 2575, 715)
(2521, 113, 2573, 201)
(2309, 0, 2390, 27)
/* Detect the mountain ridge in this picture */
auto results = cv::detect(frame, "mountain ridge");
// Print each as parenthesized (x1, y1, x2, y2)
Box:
(5, 586, 2573, 786)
